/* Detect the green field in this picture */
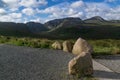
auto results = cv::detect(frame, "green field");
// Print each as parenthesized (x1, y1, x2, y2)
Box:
(0, 35, 119, 56)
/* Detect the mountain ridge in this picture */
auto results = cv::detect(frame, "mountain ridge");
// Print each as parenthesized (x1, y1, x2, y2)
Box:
(0, 16, 120, 39)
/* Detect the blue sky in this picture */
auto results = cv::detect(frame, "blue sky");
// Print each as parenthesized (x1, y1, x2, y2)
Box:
(0, 0, 120, 23)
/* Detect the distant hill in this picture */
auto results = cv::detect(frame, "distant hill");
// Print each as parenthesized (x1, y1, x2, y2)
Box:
(43, 16, 120, 39)
(0, 22, 49, 37)
(44, 17, 83, 30)
(0, 16, 120, 39)
(0, 22, 32, 37)
(44, 17, 84, 39)
(44, 19, 63, 29)
(84, 16, 106, 23)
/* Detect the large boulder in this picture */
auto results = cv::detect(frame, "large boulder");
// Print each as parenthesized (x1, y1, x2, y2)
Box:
(63, 41, 73, 53)
(72, 38, 93, 55)
(52, 41, 62, 50)
(68, 52, 93, 77)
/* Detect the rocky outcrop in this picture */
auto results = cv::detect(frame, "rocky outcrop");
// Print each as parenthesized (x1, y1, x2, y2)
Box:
(63, 41, 73, 53)
(72, 38, 93, 55)
(51, 41, 62, 50)
(68, 52, 93, 77)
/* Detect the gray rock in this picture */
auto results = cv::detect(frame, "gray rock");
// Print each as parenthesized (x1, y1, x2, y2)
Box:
(72, 38, 93, 55)
(68, 52, 93, 77)
(52, 41, 62, 50)
(63, 41, 73, 53)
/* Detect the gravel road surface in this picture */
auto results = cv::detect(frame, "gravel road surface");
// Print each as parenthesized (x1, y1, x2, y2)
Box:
(94, 55, 120, 73)
(0, 44, 120, 80)
(93, 60, 120, 80)
(0, 44, 75, 80)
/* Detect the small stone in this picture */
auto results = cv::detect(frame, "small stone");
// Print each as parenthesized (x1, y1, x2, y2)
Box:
(63, 41, 73, 53)
(52, 41, 62, 50)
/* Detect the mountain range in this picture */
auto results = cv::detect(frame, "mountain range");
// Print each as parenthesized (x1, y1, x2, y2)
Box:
(0, 16, 120, 39)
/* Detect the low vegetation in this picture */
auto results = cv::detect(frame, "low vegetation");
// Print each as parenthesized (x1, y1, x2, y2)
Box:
(88, 39, 120, 55)
(0, 35, 120, 55)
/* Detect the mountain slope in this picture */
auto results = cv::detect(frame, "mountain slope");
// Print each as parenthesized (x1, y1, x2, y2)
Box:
(44, 19, 63, 29)
(43, 17, 120, 39)
(44, 17, 83, 30)
(0, 22, 32, 37)
(26, 22, 48, 34)
(0, 16, 120, 39)
(84, 16, 106, 23)
(47, 17, 84, 33)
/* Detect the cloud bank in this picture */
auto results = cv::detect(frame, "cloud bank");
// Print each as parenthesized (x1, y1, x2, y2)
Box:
(0, 0, 120, 23)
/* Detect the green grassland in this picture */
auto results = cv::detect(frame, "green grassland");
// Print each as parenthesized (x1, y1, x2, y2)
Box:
(0, 36, 119, 56)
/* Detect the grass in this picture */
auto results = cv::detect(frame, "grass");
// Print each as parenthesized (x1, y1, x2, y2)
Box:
(0, 36, 54, 48)
(0, 35, 120, 55)
(88, 39, 120, 55)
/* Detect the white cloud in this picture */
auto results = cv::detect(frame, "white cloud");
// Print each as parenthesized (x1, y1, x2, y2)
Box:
(39, 7, 61, 14)
(22, 8, 35, 16)
(20, 0, 47, 8)
(0, 15, 12, 22)
(2, 0, 19, 7)
(104, 6, 120, 20)
(38, 1, 86, 20)
(9, 13, 22, 19)
(38, 1, 120, 22)
(0, 13, 22, 22)
(2, 0, 18, 4)
(2, 0, 48, 8)
(30, 18, 43, 23)
(2, 0, 48, 12)
(0, 8, 6, 15)
(71, 0, 85, 8)
(1, 0, 120, 23)
(84, 2, 110, 19)
(70, 12, 85, 19)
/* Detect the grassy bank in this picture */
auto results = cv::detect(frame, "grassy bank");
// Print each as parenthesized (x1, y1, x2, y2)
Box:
(0, 35, 120, 55)
(88, 39, 120, 55)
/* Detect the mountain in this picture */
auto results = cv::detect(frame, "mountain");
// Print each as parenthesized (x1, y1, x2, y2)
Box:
(26, 22, 48, 34)
(0, 22, 32, 37)
(0, 16, 120, 39)
(43, 16, 120, 39)
(109, 20, 120, 23)
(44, 19, 63, 29)
(44, 17, 83, 30)
(44, 17, 87, 39)
(84, 16, 106, 23)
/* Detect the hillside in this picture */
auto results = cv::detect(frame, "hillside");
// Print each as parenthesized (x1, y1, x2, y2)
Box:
(0, 22, 32, 37)
(26, 22, 48, 34)
(0, 22, 48, 37)
(43, 16, 120, 39)
(84, 16, 106, 23)
(0, 16, 120, 39)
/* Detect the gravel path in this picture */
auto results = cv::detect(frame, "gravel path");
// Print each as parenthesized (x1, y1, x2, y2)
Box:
(94, 55, 120, 73)
(0, 44, 75, 80)
(93, 60, 120, 80)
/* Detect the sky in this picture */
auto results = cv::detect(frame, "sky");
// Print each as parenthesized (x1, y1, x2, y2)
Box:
(0, 0, 120, 23)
